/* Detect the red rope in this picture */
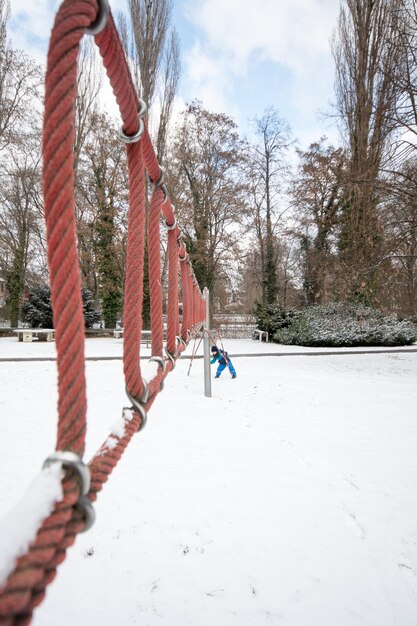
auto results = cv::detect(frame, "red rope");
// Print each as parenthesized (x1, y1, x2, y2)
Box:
(0, 0, 206, 623)
(122, 139, 147, 400)
(148, 188, 164, 357)
(166, 223, 179, 356)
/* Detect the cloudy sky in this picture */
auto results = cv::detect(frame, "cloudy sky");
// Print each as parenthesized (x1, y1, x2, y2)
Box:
(8, 0, 341, 150)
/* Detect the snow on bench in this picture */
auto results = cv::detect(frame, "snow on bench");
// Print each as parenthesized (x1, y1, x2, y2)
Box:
(113, 329, 152, 347)
(252, 328, 269, 342)
(14, 329, 55, 343)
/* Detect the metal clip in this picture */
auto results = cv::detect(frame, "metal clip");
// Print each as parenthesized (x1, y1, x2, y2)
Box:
(150, 166, 164, 187)
(43, 451, 90, 495)
(125, 381, 148, 431)
(86, 0, 110, 35)
(164, 216, 177, 231)
(149, 356, 166, 374)
(160, 183, 169, 203)
(149, 167, 169, 203)
(76, 496, 96, 532)
(164, 348, 176, 370)
(119, 99, 147, 144)
(149, 356, 166, 391)
(43, 451, 95, 533)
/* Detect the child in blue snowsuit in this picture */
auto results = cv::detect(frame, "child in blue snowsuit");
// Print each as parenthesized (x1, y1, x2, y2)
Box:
(210, 345, 237, 379)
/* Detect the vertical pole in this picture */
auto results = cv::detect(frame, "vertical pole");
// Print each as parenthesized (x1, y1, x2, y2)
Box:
(203, 287, 212, 398)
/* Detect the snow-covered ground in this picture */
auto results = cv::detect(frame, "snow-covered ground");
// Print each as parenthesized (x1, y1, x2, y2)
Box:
(0, 337, 416, 625)
(1, 335, 416, 359)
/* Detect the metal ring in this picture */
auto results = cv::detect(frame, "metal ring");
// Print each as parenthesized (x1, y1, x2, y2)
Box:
(137, 98, 147, 119)
(43, 451, 90, 496)
(149, 356, 165, 391)
(161, 183, 169, 203)
(126, 384, 148, 431)
(86, 0, 110, 35)
(76, 496, 96, 532)
(164, 348, 176, 369)
(164, 216, 177, 231)
(149, 356, 166, 374)
(125, 397, 147, 431)
(119, 118, 144, 144)
(137, 379, 149, 404)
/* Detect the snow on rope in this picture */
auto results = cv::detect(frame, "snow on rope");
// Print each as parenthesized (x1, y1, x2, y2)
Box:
(0, 0, 206, 623)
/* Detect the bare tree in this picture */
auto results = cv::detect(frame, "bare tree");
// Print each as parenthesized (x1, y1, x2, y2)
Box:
(389, 0, 417, 162)
(128, 0, 170, 106)
(247, 107, 292, 305)
(0, 0, 42, 152)
(171, 100, 249, 306)
(117, 0, 180, 324)
(76, 112, 128, 326)
(118, 0, 180, 160)
(0, 138, 43, 326)
(74, 38, 102, 174)
(332, 0, 402, 303)
(292, 139, 345, 304)
(382, 160, 417, 316)
(156, 28, 180, 163)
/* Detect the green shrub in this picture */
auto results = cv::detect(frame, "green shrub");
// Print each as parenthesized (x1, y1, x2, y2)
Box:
(272, 302, 417, 347)
(254, 302, 298, 336)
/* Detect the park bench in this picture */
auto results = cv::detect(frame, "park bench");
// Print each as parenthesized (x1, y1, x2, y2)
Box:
(252, 328, 269, 342)
(14, 329, 55, 342)
(113, 329, 152, 347)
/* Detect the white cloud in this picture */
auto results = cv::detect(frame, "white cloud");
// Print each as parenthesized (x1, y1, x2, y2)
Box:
(182, 0, 341, 147)
(8, 1, 59, 62)
(186, 0, 338, 72)
(184, 40, 240, 121)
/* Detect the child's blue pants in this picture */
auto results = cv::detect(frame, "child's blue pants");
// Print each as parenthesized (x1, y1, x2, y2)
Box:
(215, 360, 236, 377)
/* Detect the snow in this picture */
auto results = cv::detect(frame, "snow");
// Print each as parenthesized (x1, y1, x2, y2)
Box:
(0, 337, 416, 625)
(105, 408, 135, 450)
(0, 463, 64, 587)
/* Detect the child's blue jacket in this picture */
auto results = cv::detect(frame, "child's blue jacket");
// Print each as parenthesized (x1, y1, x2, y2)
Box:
(210, 350, 228, 365)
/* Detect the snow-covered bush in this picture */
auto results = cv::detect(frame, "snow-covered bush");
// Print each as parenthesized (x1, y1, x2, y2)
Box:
(21, 285, 53, 328)
(254, 303, 298, 336)
(273, 302, 417, 347)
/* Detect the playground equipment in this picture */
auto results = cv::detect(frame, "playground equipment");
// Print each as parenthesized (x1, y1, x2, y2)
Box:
(0, 0, 207, 623)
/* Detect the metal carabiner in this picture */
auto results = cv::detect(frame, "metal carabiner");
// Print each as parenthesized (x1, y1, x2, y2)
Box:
(119, 99, 147, 144)
(149, 356, 166, 390)
(125, 382, 148, 431)
(43, 451, 95, 532)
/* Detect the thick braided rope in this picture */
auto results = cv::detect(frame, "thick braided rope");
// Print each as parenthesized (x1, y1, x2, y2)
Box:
(43, 0, 97, 455)
(123, 141, 147, 400)
(148, 188, 164, 357)
(0, 477, 85, 624)
(0, 0, 207, 622)
(180, 256, 191, 341)
(166, 226, 180, 356)
(95, 13, 139, 135)
(141, 126, 161, 184)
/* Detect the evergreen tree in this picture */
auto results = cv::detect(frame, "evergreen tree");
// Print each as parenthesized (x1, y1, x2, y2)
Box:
(81, 287, 101, 328)
(22, 285, 101, 329)
(21, 285, 53, 328)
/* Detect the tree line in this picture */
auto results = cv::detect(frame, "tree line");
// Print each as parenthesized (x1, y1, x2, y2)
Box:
(0, 0, 416, 329)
